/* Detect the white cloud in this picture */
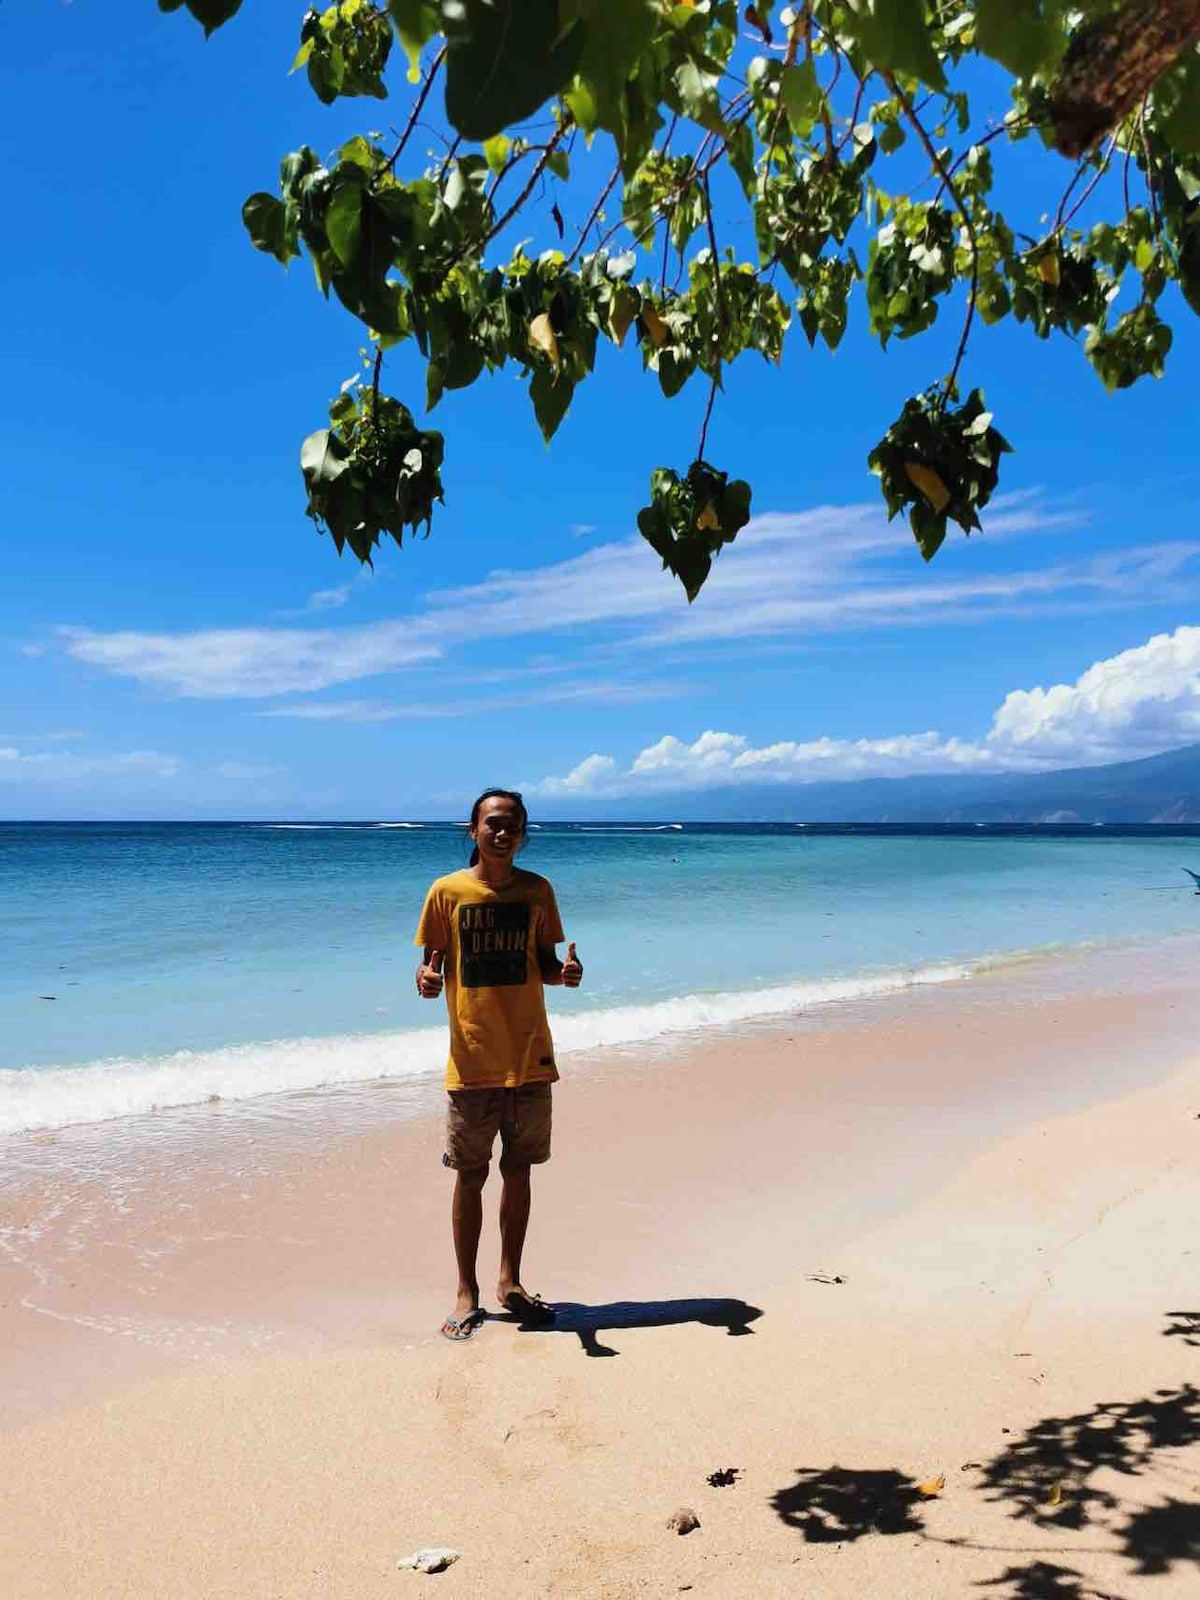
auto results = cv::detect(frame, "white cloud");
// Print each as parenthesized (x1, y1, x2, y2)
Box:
(61, 623, 440, 699)
(525, 626, 1200, 799)
(988, 626, 1200, 764)
(304, 583, 354, 612)
(529, 754, 619, 799)
(260, 678, 684, 721)
(273, 580, 362, 620)
(53, 493, 1137, 701)
(632, 730, 750, 775)
(0, 747, 182, 786)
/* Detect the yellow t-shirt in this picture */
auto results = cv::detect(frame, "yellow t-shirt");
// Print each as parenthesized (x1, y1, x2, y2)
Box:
(414, 867, 565, 1091)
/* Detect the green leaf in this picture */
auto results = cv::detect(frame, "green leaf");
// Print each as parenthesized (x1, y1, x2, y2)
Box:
(530, 363, 574, 440)
(973, 0, 1063, 81)
(1157, 49, 1200, 156)
(242, 192, 298, 263)
(1179, 224, 1200, 318)
(164, 0, 243, 34)
(879, 119, 905, 155)
(326, 180, 364, 267)
(483, 134, 512, 174)
(780, 60, 821, 138)
(656, 348, 694, 397)
(388, 0, 440, 81)
(570, 0, 659, 138)
(673, 58, 724, 131)
(853, 0, 946, 92)
(443, 0, 585, 140)
(300, 428, 349, 489)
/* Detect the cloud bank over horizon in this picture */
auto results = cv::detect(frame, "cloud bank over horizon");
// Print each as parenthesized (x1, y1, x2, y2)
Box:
(526, 627, 1200, 800)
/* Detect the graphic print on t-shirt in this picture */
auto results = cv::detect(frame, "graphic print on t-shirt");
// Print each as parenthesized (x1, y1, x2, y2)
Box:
(459, 901, 530, 988)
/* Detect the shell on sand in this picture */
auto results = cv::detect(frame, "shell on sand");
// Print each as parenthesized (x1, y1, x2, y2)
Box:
(397, 1547, 462, 1573)
(666, 1507, 700, 1535)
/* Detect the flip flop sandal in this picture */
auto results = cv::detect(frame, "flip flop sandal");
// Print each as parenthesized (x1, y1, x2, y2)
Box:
(441, 1308, 486, 1342)
(503, 1291, 556, 1327)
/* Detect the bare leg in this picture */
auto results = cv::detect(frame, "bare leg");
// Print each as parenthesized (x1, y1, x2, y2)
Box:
(450, 1163, 488, 1321)
(496, 1158, 532, 1303)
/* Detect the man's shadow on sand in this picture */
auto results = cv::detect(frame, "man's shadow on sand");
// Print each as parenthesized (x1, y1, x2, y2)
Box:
(498, 1296, 762, 1356)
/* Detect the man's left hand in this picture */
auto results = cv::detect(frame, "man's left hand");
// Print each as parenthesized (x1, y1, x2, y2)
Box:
(562, 941, 583, 988)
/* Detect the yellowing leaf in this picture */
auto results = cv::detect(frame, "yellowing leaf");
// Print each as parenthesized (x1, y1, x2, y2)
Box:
(609, 286, 638, 347)
(528, 313, 559, 371)
(916, 1474, 945, 1498)
(904, 462, 951, 512)
(641, 303, 670, 349)
(1045, 1480, 1065, 1508)
(1038, 251, 1060, 287)
(696, 500, 720, 531)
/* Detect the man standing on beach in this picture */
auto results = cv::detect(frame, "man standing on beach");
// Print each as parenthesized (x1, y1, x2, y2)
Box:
(415, 789, 582, 1341)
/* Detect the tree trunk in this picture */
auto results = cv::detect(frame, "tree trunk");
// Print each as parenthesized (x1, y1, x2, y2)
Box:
(1050, 0, 1200, 157)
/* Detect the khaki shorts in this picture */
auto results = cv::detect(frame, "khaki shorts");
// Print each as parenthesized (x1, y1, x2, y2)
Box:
(443, 1083, 553, 1170)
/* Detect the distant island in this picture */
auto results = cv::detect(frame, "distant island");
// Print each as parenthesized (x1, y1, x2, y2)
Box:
(583, 743, 1200, 825)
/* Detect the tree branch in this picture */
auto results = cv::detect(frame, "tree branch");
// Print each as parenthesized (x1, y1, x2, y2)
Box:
(886, 72, 979, 404)
(1055, 134, 1117, 232)
(384, 44, 447, 174)
(564, 164, 620, 267)
(370, 343, 383, 436)
(1050, 0, 1200, 157)
(698, 373, 718, 462)
(465, 115, 573, 262)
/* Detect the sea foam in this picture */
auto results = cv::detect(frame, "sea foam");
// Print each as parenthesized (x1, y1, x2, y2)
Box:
(0, 960, 972, 1136)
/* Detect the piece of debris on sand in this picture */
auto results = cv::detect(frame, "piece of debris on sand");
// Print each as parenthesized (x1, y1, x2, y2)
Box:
(397, 1547, 462, 1574)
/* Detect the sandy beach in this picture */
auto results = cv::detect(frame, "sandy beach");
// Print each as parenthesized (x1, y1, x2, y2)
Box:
(2, 949, 1199, 1598)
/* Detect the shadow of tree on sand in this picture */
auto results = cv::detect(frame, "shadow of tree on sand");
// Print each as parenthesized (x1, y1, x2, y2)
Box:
(1163, 1311, 1200, 1348)
(505, 1296, 762, 1357)
(770, 1466, 926, 1541)
(974, 1383, 1200, 1537)
(1118, 1497, 1200, 1576)
(769, 1379, 1200, 1595)
(974, 1561, 1125, 1599)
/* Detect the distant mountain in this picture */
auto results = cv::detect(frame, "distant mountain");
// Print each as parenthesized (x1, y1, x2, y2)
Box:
(580, 743, 1200, 824)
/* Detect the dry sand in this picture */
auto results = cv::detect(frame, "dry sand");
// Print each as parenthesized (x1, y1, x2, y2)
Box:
(2, 958, 1199, 1597)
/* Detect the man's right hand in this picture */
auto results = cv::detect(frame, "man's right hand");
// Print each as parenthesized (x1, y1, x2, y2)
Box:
(416, 949, 445, 999)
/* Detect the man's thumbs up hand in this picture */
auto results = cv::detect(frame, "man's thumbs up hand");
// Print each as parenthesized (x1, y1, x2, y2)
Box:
(417, 948, 445, 998)
(562, 941, 583, 989)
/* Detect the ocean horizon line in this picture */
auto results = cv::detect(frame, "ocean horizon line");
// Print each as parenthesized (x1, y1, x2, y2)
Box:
(7, 818, 1200, 834)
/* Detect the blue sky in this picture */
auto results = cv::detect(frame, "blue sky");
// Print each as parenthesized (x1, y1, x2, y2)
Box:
(5, 3, 1200, 818)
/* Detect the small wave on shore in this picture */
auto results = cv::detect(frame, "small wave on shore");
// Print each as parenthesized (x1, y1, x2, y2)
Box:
(0, 960, 974, 1137)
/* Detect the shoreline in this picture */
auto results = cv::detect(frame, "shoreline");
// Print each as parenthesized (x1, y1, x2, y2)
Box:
(6, 925, 1200, 1136)
(4, 939, 1200, 1416)
(2, 944, 1199, 1594)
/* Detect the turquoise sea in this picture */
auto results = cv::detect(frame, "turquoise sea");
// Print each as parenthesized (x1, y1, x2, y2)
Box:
(3, 820, 1200, 1134)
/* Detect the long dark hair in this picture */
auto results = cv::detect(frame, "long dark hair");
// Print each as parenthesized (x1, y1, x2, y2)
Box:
(467, 788, 528, 866)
